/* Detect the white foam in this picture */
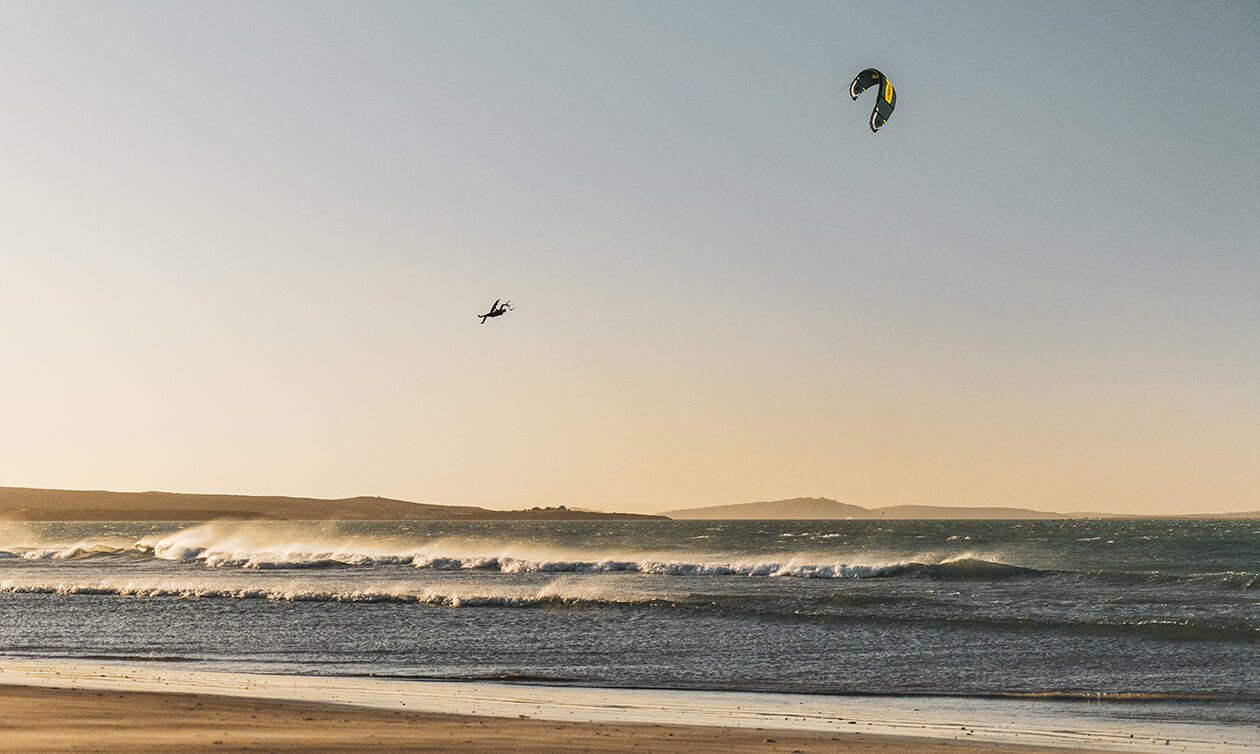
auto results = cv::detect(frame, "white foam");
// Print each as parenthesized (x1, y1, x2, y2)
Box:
(3, 521, 1013, 581)
(0, 573, 658, 608)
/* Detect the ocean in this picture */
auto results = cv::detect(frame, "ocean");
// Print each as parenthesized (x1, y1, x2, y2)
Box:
(1, 518, 1256, 733)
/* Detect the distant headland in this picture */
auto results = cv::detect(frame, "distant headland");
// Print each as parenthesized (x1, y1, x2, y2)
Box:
(661, 496, 1259, 520)
(0, 487, 666, 522)
(3, 488, 1254, 522)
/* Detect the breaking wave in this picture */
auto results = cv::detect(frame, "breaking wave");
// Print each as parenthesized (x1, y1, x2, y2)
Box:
(3, 523, 1254, 594)
(0, 581, 603, 608)
(0, 522, 1049, 581)
(1, 541, 1043, 580)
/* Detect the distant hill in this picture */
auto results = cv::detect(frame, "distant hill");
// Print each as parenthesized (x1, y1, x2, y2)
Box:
(663, 497, 1067, 520)
(664, 497, 1260, 520)
(866, 504, 1068, 520)
(664, 497, 870, 520)
(0, 487, 665, 522)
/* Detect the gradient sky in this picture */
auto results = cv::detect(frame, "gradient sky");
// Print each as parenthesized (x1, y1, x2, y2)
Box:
(2, 1, 1257, 515)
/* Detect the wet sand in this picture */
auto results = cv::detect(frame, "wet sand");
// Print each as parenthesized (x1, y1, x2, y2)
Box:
(3, 661, 1243, 753)
(0, 684, 1085, 753)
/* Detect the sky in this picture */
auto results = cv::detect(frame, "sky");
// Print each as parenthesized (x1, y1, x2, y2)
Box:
(1, 1, 1257, 515)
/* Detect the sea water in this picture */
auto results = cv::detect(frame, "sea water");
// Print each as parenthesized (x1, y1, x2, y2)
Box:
(1, 519, 1256, 732)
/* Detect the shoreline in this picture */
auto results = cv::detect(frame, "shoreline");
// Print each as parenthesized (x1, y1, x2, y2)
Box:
(1, 660, 1254, 752)
(0, 683, 1061, 754)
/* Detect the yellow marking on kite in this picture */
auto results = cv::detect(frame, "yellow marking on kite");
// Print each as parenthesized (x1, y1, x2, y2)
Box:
(884, 82, 894, 104)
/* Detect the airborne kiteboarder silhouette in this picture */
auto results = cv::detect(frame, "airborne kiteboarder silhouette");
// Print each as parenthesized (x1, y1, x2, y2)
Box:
(478, 299, 513, 324)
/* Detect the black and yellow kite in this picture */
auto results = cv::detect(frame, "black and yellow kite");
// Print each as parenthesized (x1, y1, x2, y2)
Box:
(850, 68, 896, 133)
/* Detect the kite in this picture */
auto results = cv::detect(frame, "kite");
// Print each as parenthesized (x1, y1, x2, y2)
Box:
(850, 68, 896, 132)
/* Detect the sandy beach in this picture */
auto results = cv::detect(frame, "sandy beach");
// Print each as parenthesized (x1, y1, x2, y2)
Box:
(0, 683, 1088, 754)
(2, 661, 1253, 753)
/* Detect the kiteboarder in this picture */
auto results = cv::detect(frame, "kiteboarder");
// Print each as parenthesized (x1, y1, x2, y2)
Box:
(479, 299, 513, 323)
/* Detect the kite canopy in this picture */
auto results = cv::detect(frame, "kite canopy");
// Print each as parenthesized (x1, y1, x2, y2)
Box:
(850, 68, 896, 132)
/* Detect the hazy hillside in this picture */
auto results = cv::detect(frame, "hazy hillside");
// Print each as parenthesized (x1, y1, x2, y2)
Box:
(663, 497, 1260, 520)
(664, 497, 870, 520)
(870, 505, 1066, 520)
(664, 497, 1066, 520)
(0, 487, 664, 521)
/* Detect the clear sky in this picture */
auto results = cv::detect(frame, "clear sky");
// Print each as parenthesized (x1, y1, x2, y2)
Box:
(2, 1, 1257, 515)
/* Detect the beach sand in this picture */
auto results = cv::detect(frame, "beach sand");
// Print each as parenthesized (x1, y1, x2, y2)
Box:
(0, 684, 1084, 753)
(2, 661, 1243, 753)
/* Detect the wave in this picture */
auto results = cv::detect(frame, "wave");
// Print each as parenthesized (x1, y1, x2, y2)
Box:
(0, 578, 655, 609)
(1187, 571, 1259, 589)
(404, 554, 1044, 580)
(932, 615, 1260, 645)
(3, 577, 1254, 645)
(0, 541, 135, 560)
(953, 689, 1260, 703)
(4, 523, 1253, 591)
(2, 542, 1044, 580)
(2, 523, 1049, 581)
(1071, 567, 1260, 590)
